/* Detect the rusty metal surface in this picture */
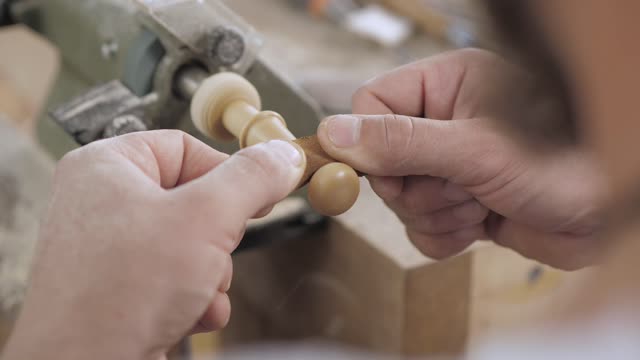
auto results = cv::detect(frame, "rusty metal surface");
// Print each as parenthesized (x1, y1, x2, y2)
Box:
(50, 80, 150, 144)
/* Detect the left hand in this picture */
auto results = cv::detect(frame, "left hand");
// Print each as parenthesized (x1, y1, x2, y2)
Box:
(3, 130, 304, 360)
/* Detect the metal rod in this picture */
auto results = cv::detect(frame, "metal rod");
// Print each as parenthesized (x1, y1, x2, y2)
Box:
(174, 65, 209, 100)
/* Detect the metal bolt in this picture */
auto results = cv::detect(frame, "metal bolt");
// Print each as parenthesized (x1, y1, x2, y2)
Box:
(206, 27, 245, 66)
(103, 115, 147, 138)
(101, 39, 119, 60)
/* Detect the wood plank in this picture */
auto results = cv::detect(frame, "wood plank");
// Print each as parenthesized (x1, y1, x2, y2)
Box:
(221, 180, 474, 355)
(468, 245, 591, 345)
(0, 25, 60, 135)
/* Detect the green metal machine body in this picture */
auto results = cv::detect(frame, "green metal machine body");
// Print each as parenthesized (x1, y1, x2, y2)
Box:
(1, 0, 327, 254)
(4, 0, 322, 158)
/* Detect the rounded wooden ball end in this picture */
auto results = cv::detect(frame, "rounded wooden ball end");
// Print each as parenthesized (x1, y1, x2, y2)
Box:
(190, 72, 260, 141)
(307, 163, 360, 216)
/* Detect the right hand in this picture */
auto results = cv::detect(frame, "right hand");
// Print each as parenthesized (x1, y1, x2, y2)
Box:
(318, 49, 606, 270)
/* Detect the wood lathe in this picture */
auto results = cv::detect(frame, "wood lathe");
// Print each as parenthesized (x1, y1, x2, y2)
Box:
(0, 0, 360, 218)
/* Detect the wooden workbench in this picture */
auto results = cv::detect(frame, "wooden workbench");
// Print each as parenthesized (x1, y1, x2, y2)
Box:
(210, 0, 589, 356)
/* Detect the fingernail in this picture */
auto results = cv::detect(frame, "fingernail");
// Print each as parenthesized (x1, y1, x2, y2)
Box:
(326, 115, 361, 148)
(442, 181, 472, 202)
(265, 140, 303, 167)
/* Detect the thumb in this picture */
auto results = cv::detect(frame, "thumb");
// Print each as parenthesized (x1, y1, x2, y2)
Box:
(176, 140, 304, 250)
(317, 114, 503, 179)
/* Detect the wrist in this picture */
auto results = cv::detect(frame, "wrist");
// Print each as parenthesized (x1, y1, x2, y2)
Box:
(3, 300, 149, 360)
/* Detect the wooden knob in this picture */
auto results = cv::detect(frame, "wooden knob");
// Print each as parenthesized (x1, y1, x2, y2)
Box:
(190, 72, 261, 141)
(307, 163, 360, 216)
(191, 72, 294, 146)
(190, 72, 362, 216)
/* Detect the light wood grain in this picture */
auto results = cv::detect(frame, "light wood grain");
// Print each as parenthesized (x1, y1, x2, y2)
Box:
(0, 25, 60, 135)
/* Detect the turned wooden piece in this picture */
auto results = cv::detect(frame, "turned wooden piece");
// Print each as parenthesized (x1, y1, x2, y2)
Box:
(190, 72, 360, 216)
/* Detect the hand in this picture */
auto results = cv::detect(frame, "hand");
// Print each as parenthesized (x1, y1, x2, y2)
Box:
(317, 49, 606, 270)
(4, 130, 304, 360)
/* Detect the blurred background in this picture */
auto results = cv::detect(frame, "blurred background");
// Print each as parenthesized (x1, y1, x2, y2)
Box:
(0, 0, 590, 358)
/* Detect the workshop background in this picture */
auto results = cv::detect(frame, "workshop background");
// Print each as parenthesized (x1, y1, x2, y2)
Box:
(0, 0, 591, 358)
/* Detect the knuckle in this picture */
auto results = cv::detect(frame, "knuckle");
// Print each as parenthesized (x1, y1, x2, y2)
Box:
(402, 213, 436, 235)
(425, 251, 451, 261)
(208, 243, 229, 261)
(150, 128, 184, 137)
(377, 114, 417, 171)
(398, 195, 429, 216)
(234, 146, 282, 181)
(193, 243, 229, 273)
(444, 48, 499, 66)
(58, 146, 88, 168)
(552, 261, 583, 272)
(54, 142, 104, 182)
(351, 77, 399, 114)
(456, 47, 492, 59)
(455, 201, 489, 224)
(407, 230, 451, 260)
(351, 85, 375, 111)
(542, 244, 596, 271)
(218, 256, 234, 292)
(213, 249, 232, 273)
(54, 154, 76, 181)
(171, 196, 242, 253)
(421, 214, 450, 234)
(232, 143, 297, 197)
(419, 215, 435, 232)
(411, 229, 476, 260)
(210, 219, 245, 253)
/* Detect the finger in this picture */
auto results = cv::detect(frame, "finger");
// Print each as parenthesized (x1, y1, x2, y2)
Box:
(190, 253, 232, 335)
(218, 257, 233, 293)
(105, 130, 229, 188)
(195, 292, 231, 333)
(183, 243, 230, 336)
(400, 200, 489, 235)
(379, 176, 473, 215)
(352, 48, 502, 120)
(175, 140, 304, 252)
(254, 204, 275, 219)
(408, 225, 485, 260)
(318, 113, 509, 182)
(493, 221, 601, 270)
(367, 176, 404, 202)
(190, 291, 231, 334)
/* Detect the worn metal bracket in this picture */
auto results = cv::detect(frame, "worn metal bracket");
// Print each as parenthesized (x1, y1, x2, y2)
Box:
(49, 80, 149, 145)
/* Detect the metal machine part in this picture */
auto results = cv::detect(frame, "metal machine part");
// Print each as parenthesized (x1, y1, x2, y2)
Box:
(49, 80, 152, 143)
(5, 0, 323, 157)
(175, 65, 210, 100)
(103, 115, 147, 138)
